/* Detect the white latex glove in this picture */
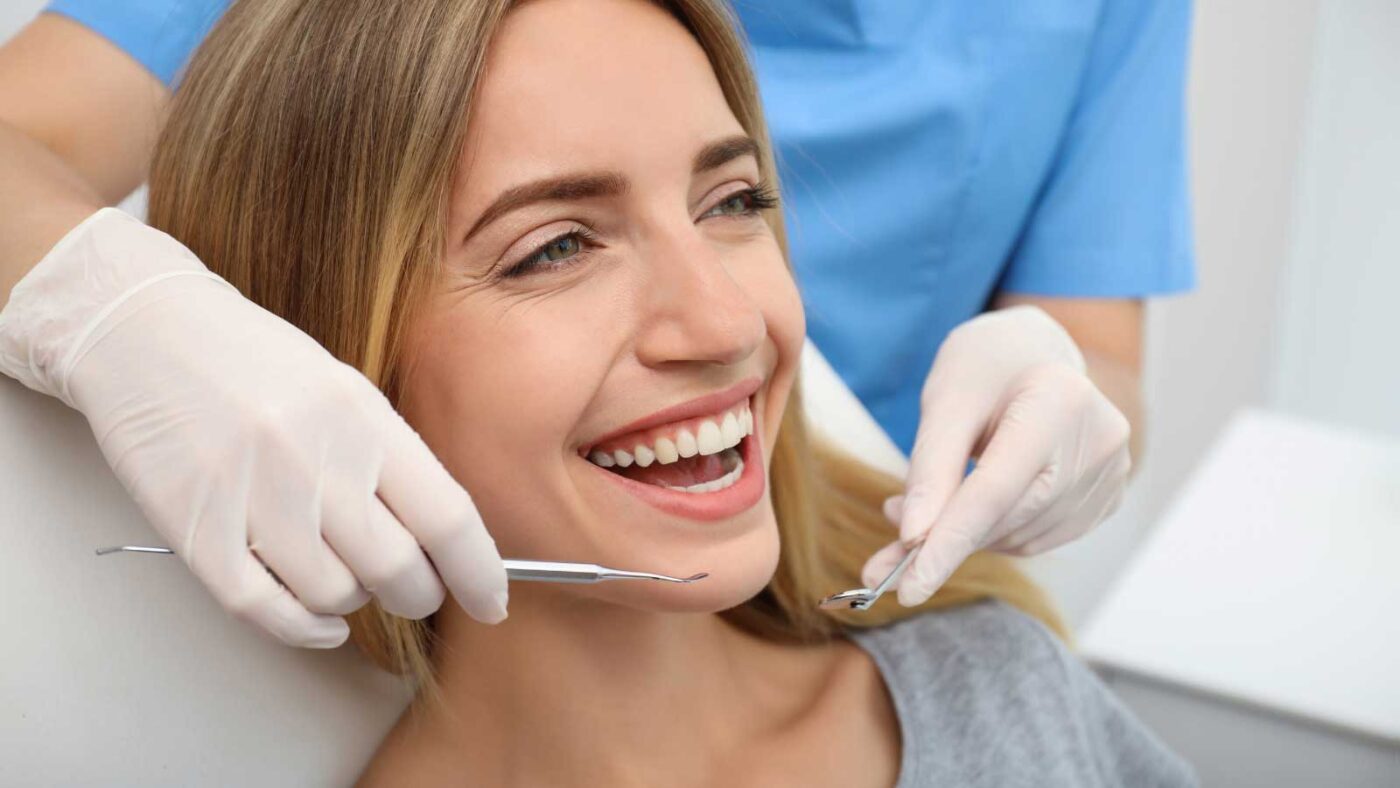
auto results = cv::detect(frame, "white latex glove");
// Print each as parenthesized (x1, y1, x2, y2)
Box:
(0, 208, 509, 647)
(860, 305, 1132, 606)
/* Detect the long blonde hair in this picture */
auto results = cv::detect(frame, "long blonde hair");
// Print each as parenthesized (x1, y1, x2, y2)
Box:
(148, 0, 1062, 693)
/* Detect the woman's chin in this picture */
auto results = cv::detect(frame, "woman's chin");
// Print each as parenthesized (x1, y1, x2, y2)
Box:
(572, 520, 782, 614)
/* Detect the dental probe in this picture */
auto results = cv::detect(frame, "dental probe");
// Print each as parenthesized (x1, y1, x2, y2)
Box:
(95, 546, 709, 585)
(816, 534, 925, 611)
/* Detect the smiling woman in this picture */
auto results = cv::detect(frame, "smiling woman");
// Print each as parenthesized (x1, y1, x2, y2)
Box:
(142, 0, 1190, 785)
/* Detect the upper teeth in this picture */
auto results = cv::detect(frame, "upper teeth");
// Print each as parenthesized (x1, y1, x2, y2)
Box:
(586, 401, 754, 468)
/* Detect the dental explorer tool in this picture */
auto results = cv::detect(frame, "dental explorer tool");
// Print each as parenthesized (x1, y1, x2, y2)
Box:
(95, 545, 708, 585)
(816, 535, 925, 611)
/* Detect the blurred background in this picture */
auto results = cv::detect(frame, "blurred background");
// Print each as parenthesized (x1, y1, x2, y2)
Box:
(1, 1, 1396, 785)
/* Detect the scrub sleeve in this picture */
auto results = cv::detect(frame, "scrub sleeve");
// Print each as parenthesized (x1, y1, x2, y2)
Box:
(44, 0, 231, 88)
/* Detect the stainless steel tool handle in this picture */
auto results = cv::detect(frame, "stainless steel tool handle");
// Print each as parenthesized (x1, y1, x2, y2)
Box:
(502, 559, 602, 583)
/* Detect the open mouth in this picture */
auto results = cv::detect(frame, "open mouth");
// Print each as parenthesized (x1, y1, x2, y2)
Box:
(582, 399, 753, 493)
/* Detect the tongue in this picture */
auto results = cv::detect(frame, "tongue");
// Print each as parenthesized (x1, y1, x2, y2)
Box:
(615, 446, 739, 487)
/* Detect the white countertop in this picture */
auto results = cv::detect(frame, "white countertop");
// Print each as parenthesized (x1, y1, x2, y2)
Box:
(1080, 408, 1400, 742)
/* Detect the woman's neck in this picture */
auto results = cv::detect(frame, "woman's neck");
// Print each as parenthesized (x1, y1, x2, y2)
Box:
(368, 584, 843, 786)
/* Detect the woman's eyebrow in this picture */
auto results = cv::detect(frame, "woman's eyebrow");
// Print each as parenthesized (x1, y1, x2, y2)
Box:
(693, 134, 760, 174)
(463, 172, 628, 244)
(461, 135, 760, 244)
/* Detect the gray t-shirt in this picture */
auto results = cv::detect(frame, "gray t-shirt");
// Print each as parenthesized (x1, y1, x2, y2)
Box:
(846, 599, 1197, 787)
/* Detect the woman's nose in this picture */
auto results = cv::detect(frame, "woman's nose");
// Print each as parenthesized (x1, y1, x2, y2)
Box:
(633, 227, 766, 368)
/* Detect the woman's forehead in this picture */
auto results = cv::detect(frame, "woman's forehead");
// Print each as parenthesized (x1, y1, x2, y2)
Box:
(458, 0, 743, 191)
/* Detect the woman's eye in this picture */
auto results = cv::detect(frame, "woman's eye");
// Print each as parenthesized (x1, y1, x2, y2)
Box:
(539, 234, 581, 262)
(701, 183, 779, 220)
(712, 193, 751, 215)
(502, 228, 596, 279)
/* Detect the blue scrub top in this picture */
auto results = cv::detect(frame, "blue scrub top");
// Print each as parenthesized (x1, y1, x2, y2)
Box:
(47, 0, 1196, 454)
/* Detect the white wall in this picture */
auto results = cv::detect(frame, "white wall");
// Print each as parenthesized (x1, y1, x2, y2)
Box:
(0, 1, 44, 39)
(1142, 0, 1324, 529)
(1271, 0, 1400, 440)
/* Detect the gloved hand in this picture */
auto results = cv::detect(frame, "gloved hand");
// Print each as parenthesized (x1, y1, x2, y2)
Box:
(860, 305, 1132, 606)
(0, 208, 509, 647)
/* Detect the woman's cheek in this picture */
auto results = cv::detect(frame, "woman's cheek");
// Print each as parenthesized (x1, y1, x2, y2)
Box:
(748, 253, 805, 363)
(743, 250, 803, 459)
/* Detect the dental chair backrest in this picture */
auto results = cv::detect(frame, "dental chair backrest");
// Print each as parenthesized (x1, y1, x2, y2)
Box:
(0, 339, 904, 786)
(0, 378, 412, 786)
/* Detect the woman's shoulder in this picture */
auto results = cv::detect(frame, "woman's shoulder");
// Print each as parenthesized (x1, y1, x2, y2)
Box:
(847, 598, 1096, 731)
(847, 597, 1069, 680)
(846, 599, 1199, 787)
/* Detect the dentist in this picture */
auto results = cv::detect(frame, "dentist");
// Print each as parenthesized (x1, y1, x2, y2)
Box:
(0, 0, 1194, 646)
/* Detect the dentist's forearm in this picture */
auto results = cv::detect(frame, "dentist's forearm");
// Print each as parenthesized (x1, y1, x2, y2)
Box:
(0, 120, 103, 301)
(0, 14, 169, 303)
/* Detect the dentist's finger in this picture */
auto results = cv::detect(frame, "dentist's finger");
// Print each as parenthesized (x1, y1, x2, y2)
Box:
(897, 523, 979, 607)
(229, 551, 351, 648)
(1023, 484, 1125, 555)
(197, 546, 350, 648)
(985, 513, 1062, 555)
(246, 434, 370, 616)
(1012, 509, 1096, 557)
(323, 490, 447, 620)
(898, 415, 1055, 605)
(318, 368, 448, 618)
(376, 405, 509, 625)
(898, 403, 984, 547)
(177, 481, 349, 646)
(987, 447, 1126, 554)
(249, 532, 370, 616)
(980, 469, 1074, 553)
(860, 539, 908, 589)
(882, 494, 905, 526)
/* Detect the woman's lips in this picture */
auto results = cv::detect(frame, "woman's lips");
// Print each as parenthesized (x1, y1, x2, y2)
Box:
(583, 412, 765, 522)
(579, 376, 762, 456)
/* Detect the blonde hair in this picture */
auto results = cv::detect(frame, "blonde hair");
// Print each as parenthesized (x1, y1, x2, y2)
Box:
(148, 0, 1063, 696)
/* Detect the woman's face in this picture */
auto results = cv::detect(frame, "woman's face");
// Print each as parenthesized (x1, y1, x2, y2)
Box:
(399, 0, 804, 612)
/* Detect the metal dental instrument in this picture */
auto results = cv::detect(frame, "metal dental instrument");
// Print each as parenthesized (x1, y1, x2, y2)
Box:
(95, 546, 708, 585)
(817, 535, 925, 611)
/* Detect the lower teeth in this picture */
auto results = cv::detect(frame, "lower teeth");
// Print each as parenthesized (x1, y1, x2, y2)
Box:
(662, 456, 745, 494)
